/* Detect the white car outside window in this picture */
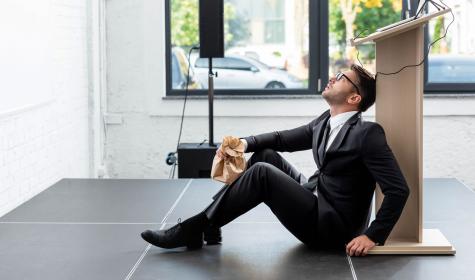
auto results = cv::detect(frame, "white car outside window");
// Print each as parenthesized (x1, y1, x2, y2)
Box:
(193, 55, 303, 89)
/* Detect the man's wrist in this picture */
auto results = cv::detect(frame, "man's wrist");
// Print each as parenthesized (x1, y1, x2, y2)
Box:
(363, 234, 379, 246)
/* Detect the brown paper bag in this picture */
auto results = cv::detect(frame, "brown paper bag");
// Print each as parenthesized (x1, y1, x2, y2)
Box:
(211, 136, 247, 184)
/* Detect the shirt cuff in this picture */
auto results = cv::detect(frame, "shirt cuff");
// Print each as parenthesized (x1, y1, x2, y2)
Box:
(240, 138, 248, 152)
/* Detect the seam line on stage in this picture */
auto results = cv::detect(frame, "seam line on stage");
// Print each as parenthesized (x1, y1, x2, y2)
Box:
(459, 179, 475, 194)
(0, 222, 164, 225)
(0, 221, 282, 224)
(124, 178, 193, 280)
(346, 254, 358, 280)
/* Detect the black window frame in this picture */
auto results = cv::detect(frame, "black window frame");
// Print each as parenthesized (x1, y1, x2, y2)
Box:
(165, 0, 327, 97)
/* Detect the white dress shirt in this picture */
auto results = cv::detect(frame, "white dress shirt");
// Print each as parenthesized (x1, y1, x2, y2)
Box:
(325, 111, 359, 151)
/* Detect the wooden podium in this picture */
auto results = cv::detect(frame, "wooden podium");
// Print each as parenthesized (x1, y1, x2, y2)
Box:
(352, 9, 455, 255)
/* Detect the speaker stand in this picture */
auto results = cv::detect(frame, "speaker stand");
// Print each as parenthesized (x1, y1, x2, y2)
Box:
(208, 57, 217, 147)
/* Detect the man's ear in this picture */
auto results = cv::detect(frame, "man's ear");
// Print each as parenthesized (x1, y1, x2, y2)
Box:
(347, 93, 361, 106)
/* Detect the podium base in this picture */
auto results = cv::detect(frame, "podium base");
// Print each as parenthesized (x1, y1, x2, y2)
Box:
(367, 229, 456, 255)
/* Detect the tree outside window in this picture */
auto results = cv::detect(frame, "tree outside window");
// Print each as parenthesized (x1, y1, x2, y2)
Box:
(329, 0, 402, 76)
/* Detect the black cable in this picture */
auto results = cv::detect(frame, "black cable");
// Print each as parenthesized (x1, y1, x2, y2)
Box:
(414, 0, 422, 17)
(168, 44, 200, 179)
(354, 29, 369, 67)
(352, 0, 454, 80)
(198, 139, 207, 146)
(416, 0, 444, 18)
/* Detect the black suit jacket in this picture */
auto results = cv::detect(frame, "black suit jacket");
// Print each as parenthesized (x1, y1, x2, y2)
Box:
(241, 109, 410, 246)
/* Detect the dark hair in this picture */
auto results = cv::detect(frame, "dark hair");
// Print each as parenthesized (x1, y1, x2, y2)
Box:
(350, 64, 376, 112)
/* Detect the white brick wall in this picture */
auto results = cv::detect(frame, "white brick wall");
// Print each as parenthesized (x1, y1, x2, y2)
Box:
(0, 0, 90, 217)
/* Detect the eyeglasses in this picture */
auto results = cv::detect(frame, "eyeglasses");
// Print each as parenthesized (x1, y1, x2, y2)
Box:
(336, 72, 360, 95)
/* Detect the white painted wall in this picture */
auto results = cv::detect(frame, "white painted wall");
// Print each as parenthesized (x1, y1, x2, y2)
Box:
(0, 0, 91, 217)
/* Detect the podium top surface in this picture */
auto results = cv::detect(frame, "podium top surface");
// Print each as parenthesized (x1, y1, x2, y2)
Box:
(352, 8, 451, 46)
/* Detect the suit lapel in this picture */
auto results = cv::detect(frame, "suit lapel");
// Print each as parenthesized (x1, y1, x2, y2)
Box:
(321, 112, 361, 165)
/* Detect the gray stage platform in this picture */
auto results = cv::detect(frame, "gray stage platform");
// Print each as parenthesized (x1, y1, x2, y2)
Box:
(0, 178, 473, 279)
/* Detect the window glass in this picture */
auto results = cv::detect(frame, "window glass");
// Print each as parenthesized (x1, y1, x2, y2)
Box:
(225, 58, 253, 70)
(265, 20, 285, 43)
(171, 47, 201, 89)
(427, 1, 475, 83)
(171, 49, 182, 88)
(329, 0, 402, 76)
(170, 0, 308, 90)
(195, 58, 227, 69)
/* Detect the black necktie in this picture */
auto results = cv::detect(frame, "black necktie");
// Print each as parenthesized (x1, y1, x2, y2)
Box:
(322, 123, 331, 154)
(318, 121, 331, 166)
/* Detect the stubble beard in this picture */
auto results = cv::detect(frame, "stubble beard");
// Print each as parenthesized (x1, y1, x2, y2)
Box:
(323, 90, 347, 107)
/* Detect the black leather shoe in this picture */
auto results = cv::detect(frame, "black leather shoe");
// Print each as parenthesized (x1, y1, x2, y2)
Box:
(204, 225, 222, 245)
(141, 219, 203, 249)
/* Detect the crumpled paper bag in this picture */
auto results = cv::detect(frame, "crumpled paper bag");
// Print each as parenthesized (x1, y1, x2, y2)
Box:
(211, 136, 247, 184)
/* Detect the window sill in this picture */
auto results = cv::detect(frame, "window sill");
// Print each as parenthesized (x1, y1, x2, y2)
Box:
(152, 93, 475, 117)
(424, 93, 475, 98)
(162, 92, 475, 101)
(162, 94, 321, 100)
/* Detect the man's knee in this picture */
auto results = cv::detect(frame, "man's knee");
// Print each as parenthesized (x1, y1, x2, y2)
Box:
(246, 162, 277, 180)
(249, 148, 279, 167)
(242, 162, 276, 193)
(250, 161, 273, 169)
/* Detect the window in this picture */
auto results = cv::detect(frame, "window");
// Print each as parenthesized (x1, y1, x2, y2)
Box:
(165, 0, 474, 96)
(165, 0, 323, 96)
(328, 0, 474, 93)
(424, 0, 475, 92)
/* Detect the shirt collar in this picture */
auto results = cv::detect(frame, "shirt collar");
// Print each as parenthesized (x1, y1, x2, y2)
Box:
(328, 111, 359, 130)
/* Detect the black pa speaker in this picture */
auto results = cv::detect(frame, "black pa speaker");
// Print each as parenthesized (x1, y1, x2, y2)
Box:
(177, 143, 219, 178)
(199, 0, 224, 58)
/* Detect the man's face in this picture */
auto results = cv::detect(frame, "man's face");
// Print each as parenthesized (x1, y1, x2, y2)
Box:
(322, 70, 359, 106)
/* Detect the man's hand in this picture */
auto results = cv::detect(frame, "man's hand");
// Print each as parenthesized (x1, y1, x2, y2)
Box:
(216, 138, 246, 160)
(345, 235, 376, 257)
(216, 147, 228, 160)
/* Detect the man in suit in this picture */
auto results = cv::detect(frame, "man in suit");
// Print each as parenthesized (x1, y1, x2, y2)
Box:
(141, 64, 410, 257)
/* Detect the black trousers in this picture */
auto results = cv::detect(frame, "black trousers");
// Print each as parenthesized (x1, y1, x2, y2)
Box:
(204, 149, 319, 247)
